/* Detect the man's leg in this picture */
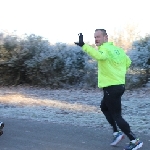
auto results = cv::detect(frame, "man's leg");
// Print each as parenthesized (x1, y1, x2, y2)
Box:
(100, 87, 125, 146)
(100, 98, 118, 132)
(103, 85, 136, 141)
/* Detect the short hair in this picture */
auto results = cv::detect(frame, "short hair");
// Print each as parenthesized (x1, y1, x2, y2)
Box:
(95, 29, 107, 36)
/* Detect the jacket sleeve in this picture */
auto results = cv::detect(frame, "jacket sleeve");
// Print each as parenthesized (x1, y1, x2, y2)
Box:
(82, 44, 107, 61)
(126, 55, 132, 70)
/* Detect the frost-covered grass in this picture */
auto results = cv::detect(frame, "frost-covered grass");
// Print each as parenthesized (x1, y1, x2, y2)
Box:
(0, 86, 149, 135)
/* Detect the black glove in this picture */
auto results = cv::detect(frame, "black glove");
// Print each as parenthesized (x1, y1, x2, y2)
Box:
(74, 33, 85, 47)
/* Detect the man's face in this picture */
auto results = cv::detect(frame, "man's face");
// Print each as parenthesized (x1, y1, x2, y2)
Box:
(94, 30, 108, 46)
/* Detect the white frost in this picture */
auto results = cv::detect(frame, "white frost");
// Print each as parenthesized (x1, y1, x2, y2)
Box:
(0, 86, 149, 135)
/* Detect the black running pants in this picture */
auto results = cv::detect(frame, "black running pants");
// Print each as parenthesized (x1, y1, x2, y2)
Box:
(100, 84, 136, 141)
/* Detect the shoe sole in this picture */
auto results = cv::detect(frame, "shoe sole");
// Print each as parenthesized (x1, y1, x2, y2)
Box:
(110, 134, 125, 146)
(123, 142, 143, 150)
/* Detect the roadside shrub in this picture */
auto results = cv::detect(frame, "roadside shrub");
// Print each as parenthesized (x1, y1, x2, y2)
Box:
(0, 31, 150, 89)
(126, 35, 150, 89)
(128, 35, 150, 69)
(0, 32, 97, 88)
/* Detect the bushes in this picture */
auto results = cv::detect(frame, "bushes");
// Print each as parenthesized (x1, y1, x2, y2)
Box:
(126, 35, 150, 89)
(0, 33, 97, 88)
(0, 31, 150, 89)
(127, 35, 150, 69)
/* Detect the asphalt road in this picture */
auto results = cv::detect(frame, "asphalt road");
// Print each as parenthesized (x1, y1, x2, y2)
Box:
(0, 118, 149, 150)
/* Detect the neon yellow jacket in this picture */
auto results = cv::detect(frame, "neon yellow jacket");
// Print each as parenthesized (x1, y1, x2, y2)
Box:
(82, 42, 131, 88)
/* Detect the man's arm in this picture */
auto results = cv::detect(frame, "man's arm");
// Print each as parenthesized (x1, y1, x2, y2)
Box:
(74, 33, 107, 61)
(82, 44, 107, 61)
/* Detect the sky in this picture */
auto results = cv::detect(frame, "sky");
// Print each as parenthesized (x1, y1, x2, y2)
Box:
(0, 0, 150, 44)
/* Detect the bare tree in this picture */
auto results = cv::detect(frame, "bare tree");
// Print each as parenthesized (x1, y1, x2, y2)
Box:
(109, 23, 140, 51)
